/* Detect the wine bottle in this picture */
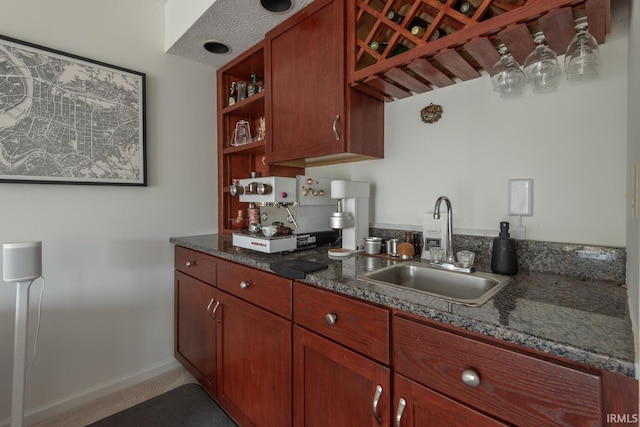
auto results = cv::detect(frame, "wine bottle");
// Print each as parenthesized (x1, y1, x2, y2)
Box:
(429, 28, 448, 41)
(410, 25, 426, 38)
(458, 2, 476, 17)
(407, 16, 429, 31)
(370, 41, 409, 57)
(387, 10, 404, 24)
(390, 43, 410, 56)
(370, 41, 388, 52)
(387, 3, 412, 24)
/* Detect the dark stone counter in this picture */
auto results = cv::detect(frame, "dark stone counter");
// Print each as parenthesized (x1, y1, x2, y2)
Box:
(170, 234, 636, 377)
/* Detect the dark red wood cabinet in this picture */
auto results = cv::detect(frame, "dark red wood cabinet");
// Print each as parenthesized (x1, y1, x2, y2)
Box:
(264, 0, 384, 167)
(175, 247, 638, 427)
(174, 247, 217, 397)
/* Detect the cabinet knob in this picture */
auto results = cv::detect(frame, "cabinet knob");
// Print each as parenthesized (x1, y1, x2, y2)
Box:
(395, 398, 406, 427)
(372, 385, 383, 425)
(186, 261, 196, 267)
(461, 369, 480, 388)
(325, 313, 338, 325)
(240, 281, 250, 290)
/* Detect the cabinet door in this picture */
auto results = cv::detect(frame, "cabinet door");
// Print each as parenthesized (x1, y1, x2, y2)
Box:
(266, 0, 346, 162)
(174, 271, 217, 397)
(293, 326, 391, 427)
(393, 374, 508, 427)
(216, 290, 292, 427)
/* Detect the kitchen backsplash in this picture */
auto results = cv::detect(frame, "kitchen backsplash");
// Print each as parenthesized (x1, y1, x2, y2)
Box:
(369, 228, 626, 283)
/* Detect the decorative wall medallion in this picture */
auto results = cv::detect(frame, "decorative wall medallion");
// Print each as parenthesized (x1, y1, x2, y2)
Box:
(421, 103, 443, 123)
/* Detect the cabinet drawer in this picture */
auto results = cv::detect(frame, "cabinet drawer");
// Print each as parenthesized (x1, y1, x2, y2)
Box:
(294, 283, 389, 364)
(175, 246, 216, 285)
(217, 259, 292, 319)
(393, 315, 602, 427)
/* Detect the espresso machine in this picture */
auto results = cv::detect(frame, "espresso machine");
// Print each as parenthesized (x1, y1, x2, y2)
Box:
(231, 175, 337, 253)
(328, 180, 370, 256)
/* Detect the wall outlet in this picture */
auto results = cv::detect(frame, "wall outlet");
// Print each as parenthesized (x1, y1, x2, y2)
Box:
(509, 179, 533, 216)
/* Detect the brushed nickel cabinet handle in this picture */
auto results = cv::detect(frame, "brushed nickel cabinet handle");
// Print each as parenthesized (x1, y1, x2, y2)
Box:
(461, 369, 480, 388)
(332, 115, 341, 141)
(325, 313, 337, 325)
(211, 300, 220, 322)
(395, 398, 406, 427)
(206, 298, 214, 315)
(372, 384, 383, 425)
(240, 281, 250, 290)
(186, 261, 196, 267)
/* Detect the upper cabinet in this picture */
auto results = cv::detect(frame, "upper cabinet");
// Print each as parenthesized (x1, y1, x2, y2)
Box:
(265, 0, 385, 167)
(348, 0, 610, 101)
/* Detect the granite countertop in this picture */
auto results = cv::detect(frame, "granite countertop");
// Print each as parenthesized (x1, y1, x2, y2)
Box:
(170, 234, 636, 377)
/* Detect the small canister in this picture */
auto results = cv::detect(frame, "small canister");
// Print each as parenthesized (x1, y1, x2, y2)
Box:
(247, 203, 259, 224)
(386, 238, 401, 256)
(364, 237, 383, 254)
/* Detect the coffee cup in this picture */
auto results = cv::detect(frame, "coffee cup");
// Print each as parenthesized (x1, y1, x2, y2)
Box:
(261, 225, 278, 238)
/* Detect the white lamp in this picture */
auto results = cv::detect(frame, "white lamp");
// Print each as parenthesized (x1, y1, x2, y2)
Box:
(3, 241, 42, 427)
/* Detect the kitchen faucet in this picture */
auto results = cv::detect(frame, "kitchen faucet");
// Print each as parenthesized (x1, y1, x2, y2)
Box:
(433, 196, 456, 263)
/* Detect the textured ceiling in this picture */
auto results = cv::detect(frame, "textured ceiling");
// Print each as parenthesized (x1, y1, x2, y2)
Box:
(167, 0, 315, 69)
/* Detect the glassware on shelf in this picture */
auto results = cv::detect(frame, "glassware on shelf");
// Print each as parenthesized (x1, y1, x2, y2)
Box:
(564, 16, 599, 81)
(237, 81, 247, 101)
(231, 120, 252, 146)
(489, 44, 526, 98)
(247, 73, 260, 97)
(228, 82, 237, 106)
(255, 117, 265, 142)
(523, 32, 561, 93)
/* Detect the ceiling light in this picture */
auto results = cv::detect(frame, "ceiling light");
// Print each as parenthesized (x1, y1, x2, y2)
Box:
(203, 41, 231, 55)
(260, 0, 293, 13)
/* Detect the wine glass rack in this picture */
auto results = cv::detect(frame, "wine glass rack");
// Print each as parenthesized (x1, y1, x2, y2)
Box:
(348, 0, 610, 101)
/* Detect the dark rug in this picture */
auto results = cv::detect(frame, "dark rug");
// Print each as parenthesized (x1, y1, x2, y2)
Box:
(86, 383, 237, 427)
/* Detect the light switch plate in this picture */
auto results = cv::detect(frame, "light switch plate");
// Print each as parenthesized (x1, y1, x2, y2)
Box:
(509, 179, 533, 216)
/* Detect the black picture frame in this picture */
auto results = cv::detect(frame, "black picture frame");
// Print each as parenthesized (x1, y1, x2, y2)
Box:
(0, 34, 147, 186)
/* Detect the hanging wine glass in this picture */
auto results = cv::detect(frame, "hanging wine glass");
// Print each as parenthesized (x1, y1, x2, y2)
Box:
(490, 44, 526, 98)
(523, 32, 562, 93)
(565, 16, 599, 81)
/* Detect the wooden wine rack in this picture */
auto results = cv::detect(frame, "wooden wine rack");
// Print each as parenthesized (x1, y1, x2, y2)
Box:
(348, 0, 610, 101)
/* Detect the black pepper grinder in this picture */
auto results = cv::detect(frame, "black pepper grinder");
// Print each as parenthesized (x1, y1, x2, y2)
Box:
(491, 222, 518, 275)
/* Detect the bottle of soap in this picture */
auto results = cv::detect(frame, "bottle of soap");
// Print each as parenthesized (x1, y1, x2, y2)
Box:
(491, 221, 518, 275)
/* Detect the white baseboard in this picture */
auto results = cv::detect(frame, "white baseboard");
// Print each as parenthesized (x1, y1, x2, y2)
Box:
(0, 357, 181, 427)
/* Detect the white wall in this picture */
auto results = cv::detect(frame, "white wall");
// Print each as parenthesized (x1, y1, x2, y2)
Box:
(0, 0, 217, 424)
(627, 1, 639, 371)
(312, 4, 630, 248)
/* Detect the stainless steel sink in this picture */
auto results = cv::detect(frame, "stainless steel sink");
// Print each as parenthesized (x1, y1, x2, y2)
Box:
(359, 261, 512, 306)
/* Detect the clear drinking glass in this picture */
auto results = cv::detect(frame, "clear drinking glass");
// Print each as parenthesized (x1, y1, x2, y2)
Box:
(523, 32, 561, 93)
(490, 44, 526, 98)
(429, 247, 445, 263)
(457, 250, 475, 268)
(565, 17, 599, 81)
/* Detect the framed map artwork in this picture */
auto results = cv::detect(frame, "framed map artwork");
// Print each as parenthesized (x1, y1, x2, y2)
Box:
(0, 35, 146, 185)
